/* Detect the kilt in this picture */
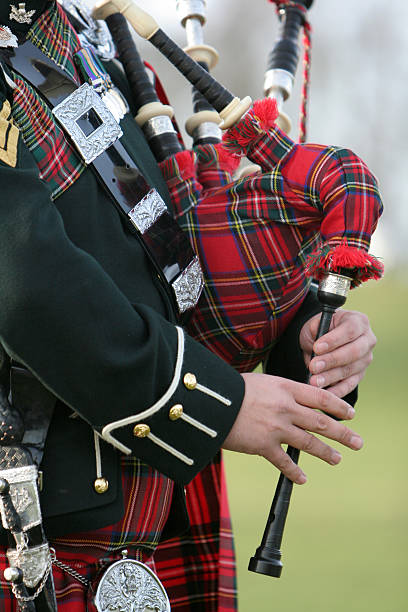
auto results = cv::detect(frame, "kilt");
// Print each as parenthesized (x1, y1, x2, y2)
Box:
(155, 452, 237, 611)
(0, 456, 173, 610)
(0, 454, 237, 611)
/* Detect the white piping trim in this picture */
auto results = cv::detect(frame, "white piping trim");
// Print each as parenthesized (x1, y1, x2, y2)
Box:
(101, 326, 185, 450)
(181, 413, 217, 438)
(148, 433, 194, 466)
(93, 431, 102, 478)
(195, 383, 232, 406)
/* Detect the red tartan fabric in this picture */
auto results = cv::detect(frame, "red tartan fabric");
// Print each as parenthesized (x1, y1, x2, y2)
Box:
(155, 452, 237, 611)
(0, 457, 173, 609)
(160, 127, 383, 372)
(10, 3, 86, 200)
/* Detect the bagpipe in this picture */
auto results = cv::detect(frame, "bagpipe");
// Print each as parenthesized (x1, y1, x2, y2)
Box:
(92, 0, 384, 579)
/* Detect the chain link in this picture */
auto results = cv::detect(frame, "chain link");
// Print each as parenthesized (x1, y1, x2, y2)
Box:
(50, 548, 90, 587)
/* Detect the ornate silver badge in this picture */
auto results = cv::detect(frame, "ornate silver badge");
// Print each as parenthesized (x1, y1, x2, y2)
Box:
(0, 464, 42, 531)
(53, 83, 122, 164)
(7, 543, 50, 589)
(0, 25, 18, 48)
(128, 189, 167, 235)
(172, 256, 204, 314)
(94, 557, 171, 612)
(9, 3, 36, 25)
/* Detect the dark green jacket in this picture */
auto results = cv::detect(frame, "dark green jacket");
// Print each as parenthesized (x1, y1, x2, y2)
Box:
(0, 48, 326, 537)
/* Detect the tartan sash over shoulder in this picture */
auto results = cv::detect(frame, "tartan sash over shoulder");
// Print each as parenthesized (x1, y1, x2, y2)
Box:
(10, 3, 86, 199)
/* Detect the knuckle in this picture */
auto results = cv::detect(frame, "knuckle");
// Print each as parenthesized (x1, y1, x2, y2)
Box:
(342, 363, 353, 379)
(315, 414, 328, 434)
(302, 432, 316, 453)
(317, 388, 330, 410)
(276, 453, 293, 472)
(339, 426, 352, 446)
(346, 321, 356, 342)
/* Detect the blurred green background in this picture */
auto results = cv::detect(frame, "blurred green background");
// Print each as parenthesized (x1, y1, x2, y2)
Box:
(225, 272, 408, 612)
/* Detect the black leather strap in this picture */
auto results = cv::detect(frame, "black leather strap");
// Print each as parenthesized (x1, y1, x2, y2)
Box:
(6, 40, 201, 318)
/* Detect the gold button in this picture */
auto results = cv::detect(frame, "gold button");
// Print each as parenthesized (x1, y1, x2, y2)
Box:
(183, 373, 197, 390)
(133, 423, 151, 438)
(169, 404, 183, 421)
(94, 477, 109, 494)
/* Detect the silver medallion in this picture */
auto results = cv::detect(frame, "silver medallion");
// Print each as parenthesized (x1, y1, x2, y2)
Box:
(0, 25, 18, 48)
(94, 558, 171, 612)
(53, 83, 122, 164)
(9, 3, 36, 25)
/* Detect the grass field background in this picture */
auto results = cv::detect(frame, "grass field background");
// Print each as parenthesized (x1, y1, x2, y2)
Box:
(224, 271, 408, 611)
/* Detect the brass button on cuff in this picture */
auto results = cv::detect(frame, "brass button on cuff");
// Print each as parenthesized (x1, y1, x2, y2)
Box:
(169, 404, 183, 421)
(183, 373, 197, 390)
(133, 423, 151, 438)
(94, 477, 109, 494)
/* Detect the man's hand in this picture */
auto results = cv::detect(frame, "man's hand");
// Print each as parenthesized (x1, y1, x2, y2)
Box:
(300, 309, 376, 398)
(222, 373, 362, 484)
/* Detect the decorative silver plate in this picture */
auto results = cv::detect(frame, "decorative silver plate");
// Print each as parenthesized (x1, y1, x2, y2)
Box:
(172, 256, 204, 314)
(94, 558, 171, 612)
(53, 84, 122, 164)
(128, 189, 167, 235)
(0, 465, 41, 531)
(7, 543, 49, 589)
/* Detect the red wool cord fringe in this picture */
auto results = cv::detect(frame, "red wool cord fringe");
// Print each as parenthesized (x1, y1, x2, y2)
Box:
(305, 241, 384, 288)
(222, 98, 279, 154)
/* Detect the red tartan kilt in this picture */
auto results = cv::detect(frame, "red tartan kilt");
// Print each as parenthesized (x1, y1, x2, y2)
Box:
(155, 452, 237, 611)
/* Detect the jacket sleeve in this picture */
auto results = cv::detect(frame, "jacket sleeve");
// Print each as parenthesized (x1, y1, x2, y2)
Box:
(0, 91, 244, 484)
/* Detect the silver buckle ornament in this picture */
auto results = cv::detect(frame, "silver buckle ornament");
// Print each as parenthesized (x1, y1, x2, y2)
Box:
(128, 189, 167, 234)
(53, 83, 122, 164)
(173, 256, 204, 314)
(95, 557, 170, 612)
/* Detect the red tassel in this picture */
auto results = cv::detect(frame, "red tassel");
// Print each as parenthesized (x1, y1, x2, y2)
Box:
(222, 98, 279, 154)
(213, 143, 241, 173)
(159, 150, 196, 180)
(252, 98, 279, 131)
(305, 240, 384, 287)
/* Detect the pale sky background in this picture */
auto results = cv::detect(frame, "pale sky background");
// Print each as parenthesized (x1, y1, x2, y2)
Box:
(84, 0, 407, 271)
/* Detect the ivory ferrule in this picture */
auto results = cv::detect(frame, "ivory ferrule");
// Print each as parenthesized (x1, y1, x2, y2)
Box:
(219, 96, 253, 130)
(135, 102, 174, 127)
(184, 44, 218, 69)
(185, 110, 221, 136)
(93, 0, 159, 39)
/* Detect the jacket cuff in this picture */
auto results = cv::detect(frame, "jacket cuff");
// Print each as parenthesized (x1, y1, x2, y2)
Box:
(99, 327, 244, 484)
